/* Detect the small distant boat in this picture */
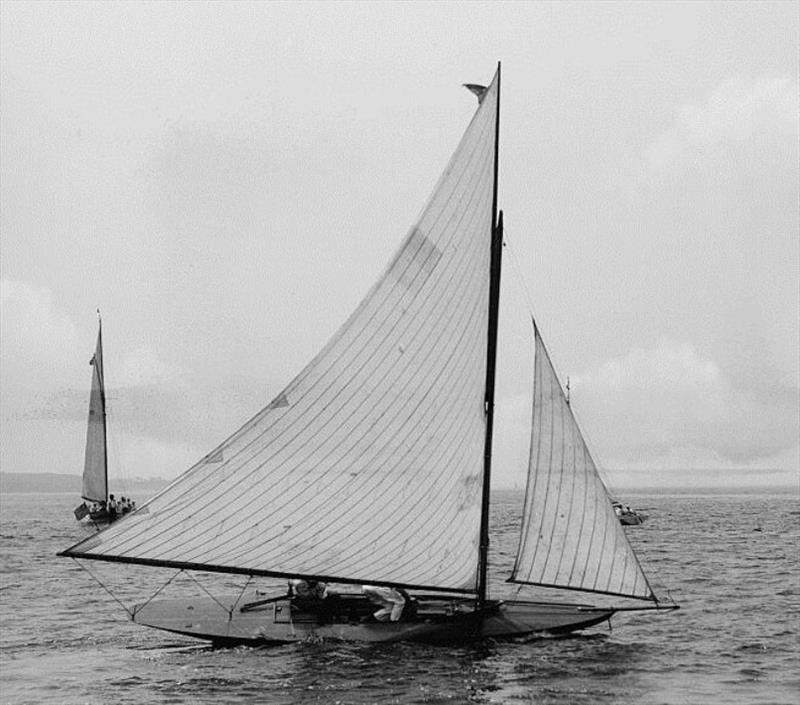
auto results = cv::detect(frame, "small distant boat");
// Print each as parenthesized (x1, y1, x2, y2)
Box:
(612, 501, 647, 526)
(72, 315, 129, 524)
(60, 64, 676, 644)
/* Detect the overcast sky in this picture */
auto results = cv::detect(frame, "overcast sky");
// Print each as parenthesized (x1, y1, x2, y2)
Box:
(1, 1, 797, 490)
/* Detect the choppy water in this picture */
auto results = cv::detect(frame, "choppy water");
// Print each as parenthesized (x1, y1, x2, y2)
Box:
(1, 491, 798, 704)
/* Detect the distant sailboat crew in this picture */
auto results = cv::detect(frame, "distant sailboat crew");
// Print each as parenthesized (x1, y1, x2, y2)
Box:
(60, 65, 677, 643)
(613, 501, 647, 526)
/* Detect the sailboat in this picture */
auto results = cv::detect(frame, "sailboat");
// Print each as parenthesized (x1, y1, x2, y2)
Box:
(73, 315, 113, 524)
(612, 501, 647, 526)
(60, 65, 677, 644)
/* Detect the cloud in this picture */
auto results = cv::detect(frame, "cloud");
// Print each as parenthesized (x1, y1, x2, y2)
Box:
(147, 123, 275, 248)
(0, 277, 272, 478)
(114, 345, 188, 388)
(613, 75, 799, 472)
(572, 339, 800, 471)
(0, 278, 83, 394)
(644, 75, 797, 170)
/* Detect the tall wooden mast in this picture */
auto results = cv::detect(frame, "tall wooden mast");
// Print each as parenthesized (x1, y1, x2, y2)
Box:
(97, 310, 109, 502)
(477, 61, 502, 607)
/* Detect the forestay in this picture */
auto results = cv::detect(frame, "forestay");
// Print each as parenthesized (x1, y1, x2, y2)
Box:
(82, 324, 107, 504)
(62, 73, 500, 593)
(510, 323, 656, 601)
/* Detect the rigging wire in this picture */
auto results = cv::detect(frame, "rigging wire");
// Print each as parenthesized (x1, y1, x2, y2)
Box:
(503, 234, 537, 322)
(231, 574, 254, 611)
(71, 557, 136, 618)
(104, 382, 130, 500)
(183, 571, 241, 614)
(72, 558, 269, 621)
(131, 568, 186, 617)
(505, 230, 628, 503)
(97, 318, 133, 503)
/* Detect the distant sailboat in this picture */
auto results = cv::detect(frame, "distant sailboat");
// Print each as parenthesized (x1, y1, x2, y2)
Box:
(73, 316, 112, 523)
(73, 315, 129, 524)
(613, 501, 647, 526)
(60, 64, 677, 643)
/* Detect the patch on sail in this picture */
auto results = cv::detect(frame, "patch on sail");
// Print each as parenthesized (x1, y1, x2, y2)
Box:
(391, 227, 442, 289)
(267, 392, 289, 409)
(456, 472, 483, 511)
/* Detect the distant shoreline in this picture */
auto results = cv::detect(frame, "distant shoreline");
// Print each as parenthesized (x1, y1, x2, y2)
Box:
(0, 471, 795, 496)
(0, 472, 168, 495)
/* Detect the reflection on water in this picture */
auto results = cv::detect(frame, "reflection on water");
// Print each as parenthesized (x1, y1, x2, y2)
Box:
(1, 491, 798, 704)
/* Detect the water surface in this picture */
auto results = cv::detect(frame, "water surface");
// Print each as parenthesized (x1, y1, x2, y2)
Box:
(1, 491, 798, 704)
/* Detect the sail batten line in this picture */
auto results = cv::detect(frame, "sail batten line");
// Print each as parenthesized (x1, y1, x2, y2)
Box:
(617, 547, 630, 596)
(541, 367, 569, 580)
(584, 464, 606, 592)
(577, 445, 602, 590)
(228, 340, 484, 560)
(592, 496, 614, 593)
(220, 308, 487, 573)
(99, 186, 490, 568)
(553, 389, 580, 581)
(104, 113, 494, 544)
(256, 314, 487, 562)
(100, 100, 496, 534)
(64, 78, 500, 590)
(155, 264, 488, 572)
(121, 388, 482, 580)
(566, 442, 591, 586)
(510, 320, 544, 579)
(89, 168, 488, 564)
(608, 507, 625, 594)
(528, 328, 550, 576)
(78, 364, 484, 584)
(251, 211, 487, 512)
(97, 278, 478, 568)
(72, 88, 500, 588)
(527, 330, 556, 574)
(107, 306, 482, 576)
(148, 140, 490, 516)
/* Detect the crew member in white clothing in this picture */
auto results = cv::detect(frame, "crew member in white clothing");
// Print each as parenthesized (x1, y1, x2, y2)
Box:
(362, 585, 406, 622)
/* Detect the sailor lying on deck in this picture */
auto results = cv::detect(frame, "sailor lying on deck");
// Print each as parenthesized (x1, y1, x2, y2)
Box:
(287, 579, 340, 623)
(362, 585, 407, 622)
(288, 579, 329, 600)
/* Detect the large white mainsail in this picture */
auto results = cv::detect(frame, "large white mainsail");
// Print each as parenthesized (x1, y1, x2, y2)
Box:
(510, 322, 655, 600)
(63, 73, 500, 592)
(82, 322, 107, 504)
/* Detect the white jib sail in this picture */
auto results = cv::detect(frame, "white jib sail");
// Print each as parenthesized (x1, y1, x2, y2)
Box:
(82, 325, 107, 504)
(65, 73, 500, 592)
(510, 323, 655, 601)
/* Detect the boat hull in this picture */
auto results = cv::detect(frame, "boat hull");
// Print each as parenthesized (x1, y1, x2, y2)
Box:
(132, 593, 615, 645)
(619, 512, 645, 526)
